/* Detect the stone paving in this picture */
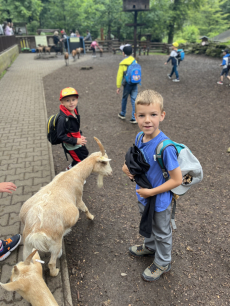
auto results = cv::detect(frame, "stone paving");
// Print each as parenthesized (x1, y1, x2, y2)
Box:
(0, 52, 88, 306)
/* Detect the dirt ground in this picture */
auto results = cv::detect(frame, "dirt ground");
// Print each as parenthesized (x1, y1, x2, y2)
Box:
(43, 53, 230, 306)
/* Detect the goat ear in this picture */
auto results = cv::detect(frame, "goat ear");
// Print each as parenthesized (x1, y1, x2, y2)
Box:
(24, 249, 37, 265)
(31, 249, 41, 263)
(13, 266, 19, 276)
(0, 281, 21, 292)
(94, 137, 105, 156)
(97, 156, 111, 162)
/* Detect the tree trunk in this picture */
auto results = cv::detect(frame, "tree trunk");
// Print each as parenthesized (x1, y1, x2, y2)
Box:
(168, 23, 174, 44)
(167, 0, 179, 44)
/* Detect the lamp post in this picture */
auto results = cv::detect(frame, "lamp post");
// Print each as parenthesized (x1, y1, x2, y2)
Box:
(123, 0, 150, 58)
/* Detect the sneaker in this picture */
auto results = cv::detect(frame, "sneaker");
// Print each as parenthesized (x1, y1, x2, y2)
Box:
(118, 113, 126, 120)
(65, 164, 73, 171)
(172, 79, 180, 82)
(130, 119, 137, 124)
(217, 81, 223, 85)
(129, 244, 155, 257)
(167, 74, 171, 79)
(142, 261, 171, 282)
(0, 234, 21, 261)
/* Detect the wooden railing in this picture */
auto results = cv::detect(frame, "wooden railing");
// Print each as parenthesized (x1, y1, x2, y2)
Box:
(0, 36, 17, 53)
(14, 36, 170, 55)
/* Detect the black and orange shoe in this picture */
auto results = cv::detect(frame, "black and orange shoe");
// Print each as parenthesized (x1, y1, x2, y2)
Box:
(0, 234, 21, 261)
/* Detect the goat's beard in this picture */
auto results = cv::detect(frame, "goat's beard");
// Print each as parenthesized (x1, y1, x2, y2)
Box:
(97, 174, 104, 188)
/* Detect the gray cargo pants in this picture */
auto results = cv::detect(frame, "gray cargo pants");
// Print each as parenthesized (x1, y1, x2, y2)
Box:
(138, 202, 172, 267)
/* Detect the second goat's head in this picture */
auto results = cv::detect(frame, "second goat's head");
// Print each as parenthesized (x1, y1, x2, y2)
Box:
(92, 137, 112, 188)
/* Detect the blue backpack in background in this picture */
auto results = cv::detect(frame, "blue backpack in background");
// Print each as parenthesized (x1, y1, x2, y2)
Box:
(177, 49, 185, 62)
(125, 60, 142, 84)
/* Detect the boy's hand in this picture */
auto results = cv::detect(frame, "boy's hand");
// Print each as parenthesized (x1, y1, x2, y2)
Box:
(137, 188, 153, 198)
(122, 163, 135, 180)
(164, 62, 167, 65)
(116, 88, 120, 94)
(78, 136, 87, 146)
(0, 182, 17, 194)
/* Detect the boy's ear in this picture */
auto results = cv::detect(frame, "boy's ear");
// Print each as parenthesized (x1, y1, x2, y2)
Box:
(160, 111, 166, 122)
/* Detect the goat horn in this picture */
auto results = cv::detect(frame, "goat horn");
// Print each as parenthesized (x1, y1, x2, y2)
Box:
(94, 137, 105, 156)
(24, 249, 37, 265)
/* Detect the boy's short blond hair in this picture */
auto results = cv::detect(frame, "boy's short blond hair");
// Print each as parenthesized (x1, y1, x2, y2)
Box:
(135, 89, 164, 112)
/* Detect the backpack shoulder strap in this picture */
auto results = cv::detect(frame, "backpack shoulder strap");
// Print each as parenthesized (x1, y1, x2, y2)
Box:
(136, 131, 144, 145)
(58, 112, 71, 132)
(156, 139, 178, 180)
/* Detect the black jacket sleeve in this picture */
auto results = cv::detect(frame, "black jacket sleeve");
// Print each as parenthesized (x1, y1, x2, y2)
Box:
(56, 116, 77, 145)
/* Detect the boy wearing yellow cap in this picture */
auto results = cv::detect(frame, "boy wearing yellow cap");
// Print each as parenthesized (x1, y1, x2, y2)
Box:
(57, 87, 89, 170)
(164, 42, 180, 82)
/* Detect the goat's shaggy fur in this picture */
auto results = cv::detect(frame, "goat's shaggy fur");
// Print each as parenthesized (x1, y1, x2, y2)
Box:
(0, 250, 59, 306)
(19, 137, 112, 277)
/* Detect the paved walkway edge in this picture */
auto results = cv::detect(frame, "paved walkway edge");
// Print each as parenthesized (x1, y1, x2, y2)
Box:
(41, 79, 73, 306)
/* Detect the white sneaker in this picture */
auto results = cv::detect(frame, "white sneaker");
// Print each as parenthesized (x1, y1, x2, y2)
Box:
(217, 81, 223, 85)
(65, 164, 73, 171)
(167, 74, 171, 79)
(173, 79, 180, 82)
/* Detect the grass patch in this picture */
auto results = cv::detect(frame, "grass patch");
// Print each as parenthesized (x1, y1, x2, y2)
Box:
(0, 53, 18, 80)
(0, 70, 6, 80)
(148, 52, 167, 55)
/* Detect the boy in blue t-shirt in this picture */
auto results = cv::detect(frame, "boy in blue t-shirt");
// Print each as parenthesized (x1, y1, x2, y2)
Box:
(122, 89, 182, 282)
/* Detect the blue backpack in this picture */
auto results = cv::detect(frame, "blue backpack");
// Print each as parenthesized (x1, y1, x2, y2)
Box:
(125, 60, 142, 84)
(177, 49, 185, 62)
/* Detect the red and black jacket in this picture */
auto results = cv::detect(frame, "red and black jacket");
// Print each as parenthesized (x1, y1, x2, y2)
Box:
(57, 105, 81, 146)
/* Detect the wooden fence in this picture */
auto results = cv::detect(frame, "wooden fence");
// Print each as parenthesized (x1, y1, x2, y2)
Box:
(0, 36, 17, 53)
(14, 36, 170, 55)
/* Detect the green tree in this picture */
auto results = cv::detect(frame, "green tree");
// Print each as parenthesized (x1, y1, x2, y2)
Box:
(0, 0, 43, 22)
(166, 0, 204, 43)
(188, 0, 229, 38)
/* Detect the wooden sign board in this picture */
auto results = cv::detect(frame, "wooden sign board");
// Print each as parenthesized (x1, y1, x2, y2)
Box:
(35, 36, 48, 47)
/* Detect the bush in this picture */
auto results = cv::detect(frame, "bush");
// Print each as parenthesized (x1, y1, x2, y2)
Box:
(182, 25, 200, 43)
(141, 37, 147, 42)
(27, 21, 39, 34)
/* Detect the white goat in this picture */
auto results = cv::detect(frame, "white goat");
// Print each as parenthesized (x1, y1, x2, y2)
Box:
(19, 137, 112, 277)
(0, 250, 59, 306)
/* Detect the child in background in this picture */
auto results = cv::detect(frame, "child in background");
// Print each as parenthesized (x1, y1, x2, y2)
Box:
(90, 39, 102, 57)
(217, 49, 230, 85)
(165, 42, 180, 82)
(122, 89, 182, 281)
(0, 181, 21, 261)
(116, 44, 138, 124)
(57, 87, 89, 171)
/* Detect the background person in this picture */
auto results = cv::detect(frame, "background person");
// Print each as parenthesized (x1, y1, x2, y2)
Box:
(217, 49, 230, 85)
(4, 22, 12, 36)
(90, 39, 102, 57)
(116, 44, 138, 124)
(75, 30, 80, 37)
(84, 30, 92, 41)
(0, 181, 21, 261)
(165, 42, 180, 82)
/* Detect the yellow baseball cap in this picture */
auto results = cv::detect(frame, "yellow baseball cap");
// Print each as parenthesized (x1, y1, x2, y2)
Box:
(59, 87, 78, 101)
(172, 42, 179, 48)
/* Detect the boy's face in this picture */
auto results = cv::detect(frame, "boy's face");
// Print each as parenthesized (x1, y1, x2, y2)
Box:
(61, 95, 78, 113)
(134, 103, 165, 139)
